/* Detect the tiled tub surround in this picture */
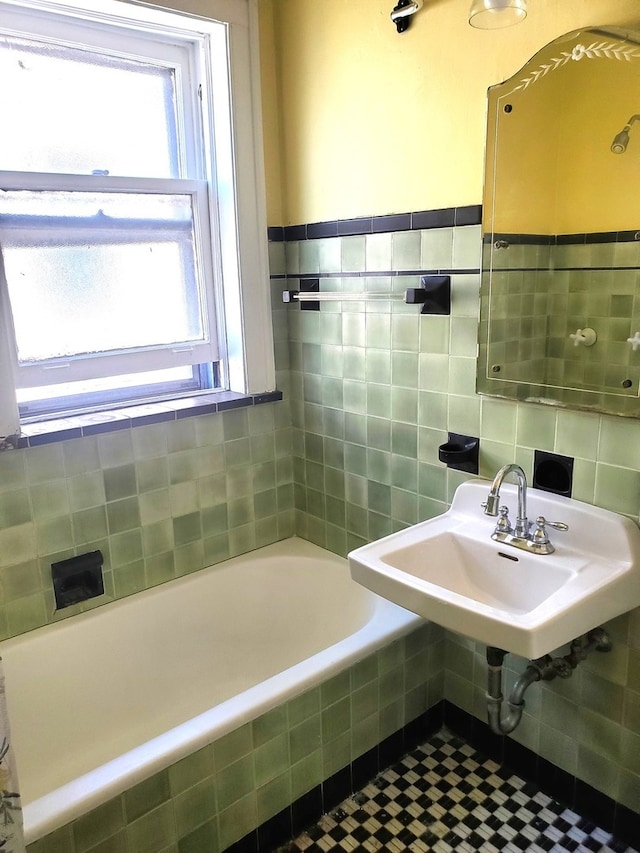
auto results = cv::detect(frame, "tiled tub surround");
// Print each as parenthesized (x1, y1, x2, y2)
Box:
(0, 400, 295, 639)
(25, 618, 442, 853)
(274, 207, 640, 822)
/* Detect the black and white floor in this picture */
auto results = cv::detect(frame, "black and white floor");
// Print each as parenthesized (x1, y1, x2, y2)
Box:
(278, 732, 638, 852)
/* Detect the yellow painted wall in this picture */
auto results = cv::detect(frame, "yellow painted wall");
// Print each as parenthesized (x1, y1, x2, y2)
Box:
(258, 0, 640, 226)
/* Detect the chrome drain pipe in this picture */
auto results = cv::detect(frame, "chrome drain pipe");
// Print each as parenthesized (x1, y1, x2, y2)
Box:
(486, 628, 612, 735)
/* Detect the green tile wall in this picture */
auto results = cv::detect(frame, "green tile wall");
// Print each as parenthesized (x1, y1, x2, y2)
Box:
(282, 222, 640, 814)
(5, 212, 640, 851)
(0, 402, 294, 638)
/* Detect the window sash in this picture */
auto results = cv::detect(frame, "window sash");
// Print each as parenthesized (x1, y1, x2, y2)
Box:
(0, 173, 219, 388)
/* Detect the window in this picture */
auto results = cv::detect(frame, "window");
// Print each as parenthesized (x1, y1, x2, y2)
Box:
(0, 0, 273, 425)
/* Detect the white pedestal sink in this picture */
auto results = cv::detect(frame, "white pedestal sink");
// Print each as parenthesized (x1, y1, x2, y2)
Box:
(348, 479, 640, 658)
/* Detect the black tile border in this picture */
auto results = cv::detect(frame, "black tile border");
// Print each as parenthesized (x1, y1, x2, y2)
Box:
(267, 204, 482, 243)
(227, 699, 640, 853)
(17, 390, 283, 449)
(486, 229, 640, 246)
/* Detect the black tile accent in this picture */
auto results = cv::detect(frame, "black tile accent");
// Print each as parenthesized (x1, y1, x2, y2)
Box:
(322, 765, 351, 812)
(455, 203, 483, 226)
(174, 399, 220, 419)
(585, 230, 619, 244)
(337, 217, 372, 236)
(306, 220, 339, 239)
(267, 226, 285, 242)
(575, 780, 616, 833)
(378, 729, 404, 770)
(25, 426, 83, 445)
(298, 277, 320, 312)
(253, 390, 283, 405)
(442, 700, 475, 742)
(617, 229, 640, 242)
(486, 231, 554, 245)
(217, 396, 254, 411)
(537, 756, 576, 806)
(412, 207, 455, 229)
(291, 786, 323, 836)
(557, 232, 586, 245)
(81, 416, 132, 436)
(372, 213, 412, 233)
(225, 830, 258, 853)
(351, 746, 379, 791)
(283, 224, 307, 241)
(614, 803, 640, 850)
(129, 410, 177, 428)
(257, 807, 292, 851)
(503, 732, 539, 781)
(404, 701, 443, 750)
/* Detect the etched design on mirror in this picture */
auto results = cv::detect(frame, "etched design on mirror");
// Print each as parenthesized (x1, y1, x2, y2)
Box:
(477, 26, 640, 417)
(513, 39, 640, 92)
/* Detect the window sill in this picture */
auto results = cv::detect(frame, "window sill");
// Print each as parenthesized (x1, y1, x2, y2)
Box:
(16, 390, 283, 448)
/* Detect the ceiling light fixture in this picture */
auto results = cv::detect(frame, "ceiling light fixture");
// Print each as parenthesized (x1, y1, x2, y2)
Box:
(468, 0, 527, 29)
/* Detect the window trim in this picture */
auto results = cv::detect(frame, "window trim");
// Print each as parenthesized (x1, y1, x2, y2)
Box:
(0, 0, 274, 439)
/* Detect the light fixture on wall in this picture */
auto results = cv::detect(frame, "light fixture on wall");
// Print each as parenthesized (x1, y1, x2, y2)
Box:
(611, 114, 640, 153)
(390, 0, 422, 34)
(468, 0, 527, 29)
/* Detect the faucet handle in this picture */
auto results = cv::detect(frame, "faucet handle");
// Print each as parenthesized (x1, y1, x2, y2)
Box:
(532, 516, 568, 545)
(536, 516, 568, 532)
(495, 505, 512, 534)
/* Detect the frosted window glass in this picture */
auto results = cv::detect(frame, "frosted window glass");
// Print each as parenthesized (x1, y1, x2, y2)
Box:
(0, 190, 205, 363)
(0, 35, 178, 177)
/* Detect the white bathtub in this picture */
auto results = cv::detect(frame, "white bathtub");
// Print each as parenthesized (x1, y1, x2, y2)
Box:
(0, 537, 421, 845)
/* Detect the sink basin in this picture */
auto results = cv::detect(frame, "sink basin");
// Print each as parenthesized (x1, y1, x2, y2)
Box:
(348, 479, 640, 658)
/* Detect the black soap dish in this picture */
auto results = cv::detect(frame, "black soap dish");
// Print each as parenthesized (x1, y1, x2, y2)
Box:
(533, 450, 573, 497)
(438, 432, 479, 474)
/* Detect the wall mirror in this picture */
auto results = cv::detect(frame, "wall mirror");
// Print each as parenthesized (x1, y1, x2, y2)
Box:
(477, 26, 640, 417)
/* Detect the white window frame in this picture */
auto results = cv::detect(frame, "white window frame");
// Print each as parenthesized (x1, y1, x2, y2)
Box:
(0, 0, 274, 433)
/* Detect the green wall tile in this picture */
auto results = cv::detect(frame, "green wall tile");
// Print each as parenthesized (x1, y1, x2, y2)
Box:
(74, 799, 125, 852)
(125, 802, 176, 853)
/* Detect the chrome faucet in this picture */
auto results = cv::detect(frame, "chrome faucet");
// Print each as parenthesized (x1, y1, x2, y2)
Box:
(482, 463, 530, 538)
(482, 463, 568, 554)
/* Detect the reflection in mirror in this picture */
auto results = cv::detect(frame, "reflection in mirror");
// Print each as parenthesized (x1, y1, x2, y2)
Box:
(477, 26, 640, 417)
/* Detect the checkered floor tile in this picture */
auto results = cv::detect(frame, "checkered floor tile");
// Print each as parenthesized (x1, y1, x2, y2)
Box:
(278, 731, 638, 852)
